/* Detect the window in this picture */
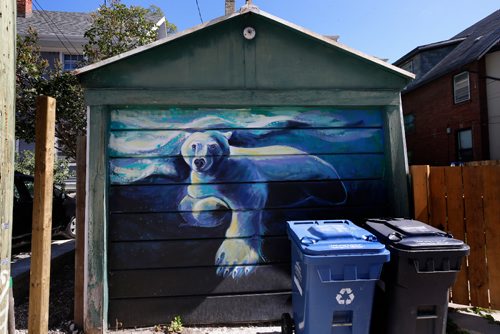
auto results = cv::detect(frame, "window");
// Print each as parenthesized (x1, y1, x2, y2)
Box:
(404, 114, 415, 133)
(453, 72, 470, 104)
(401, 60, 413, 73)
(457, 129, 473, 162)
(63, 54, 84, 71)
(41, 51, 60, 70)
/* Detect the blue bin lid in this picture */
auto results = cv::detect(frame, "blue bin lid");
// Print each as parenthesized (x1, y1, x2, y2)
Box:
(287, 220, 387, 256)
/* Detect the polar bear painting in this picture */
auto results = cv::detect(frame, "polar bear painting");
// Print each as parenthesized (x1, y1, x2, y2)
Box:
(109, 108, 385, 279)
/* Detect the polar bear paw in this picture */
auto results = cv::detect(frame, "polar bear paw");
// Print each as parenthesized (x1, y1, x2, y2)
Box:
(215, 238, 262, 278)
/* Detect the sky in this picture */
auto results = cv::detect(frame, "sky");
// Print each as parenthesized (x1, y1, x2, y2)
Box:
(33, 0, 499, 62)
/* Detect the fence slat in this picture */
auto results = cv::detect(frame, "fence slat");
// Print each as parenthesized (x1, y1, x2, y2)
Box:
(445, 167, 469, 305)
(463, 166, 489, 307)
(429, 167, 447, 231)
(410, 165, 429, 223)
(483, 165, 500, 309)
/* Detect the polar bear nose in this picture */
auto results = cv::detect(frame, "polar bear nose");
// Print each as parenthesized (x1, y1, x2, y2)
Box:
(194, 158, 206, 169)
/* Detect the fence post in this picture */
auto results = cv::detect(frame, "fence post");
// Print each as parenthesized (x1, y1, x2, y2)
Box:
(28, 96, 56, 334)
(410, 165, 430, 223)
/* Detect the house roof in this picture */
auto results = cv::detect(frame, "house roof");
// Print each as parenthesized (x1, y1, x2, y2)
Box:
(393, 38, 465, 66)
(17, 10, 92, 38)
(75, 4, 414, 81)
(398, 9, 500, 92)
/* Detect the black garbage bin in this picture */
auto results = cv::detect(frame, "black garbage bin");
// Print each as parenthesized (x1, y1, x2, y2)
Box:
(363, 218, 470, 334)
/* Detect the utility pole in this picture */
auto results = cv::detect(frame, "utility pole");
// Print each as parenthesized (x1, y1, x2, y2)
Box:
(0, 1, 16, 334)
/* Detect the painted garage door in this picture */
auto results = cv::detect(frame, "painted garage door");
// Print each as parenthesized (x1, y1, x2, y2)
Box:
(107, 107, 388, 326)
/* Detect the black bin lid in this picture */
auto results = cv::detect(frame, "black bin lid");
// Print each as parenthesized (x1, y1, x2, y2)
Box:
(364, 218, 466, 250)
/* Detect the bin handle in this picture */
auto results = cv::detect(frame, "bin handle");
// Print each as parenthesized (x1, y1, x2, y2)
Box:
(300, 236, 320, 245)
(413, 260, 460, 274)
(362, 234, 377, 242)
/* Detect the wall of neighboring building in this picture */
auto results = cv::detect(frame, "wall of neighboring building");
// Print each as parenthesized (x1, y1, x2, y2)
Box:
(486, 51, 500, 160)
(402, 60, 489, 165)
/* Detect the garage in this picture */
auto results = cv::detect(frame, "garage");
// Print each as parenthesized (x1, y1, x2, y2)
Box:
(76, 5, 413, 331)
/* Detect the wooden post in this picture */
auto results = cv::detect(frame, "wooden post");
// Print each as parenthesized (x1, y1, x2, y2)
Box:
(27, 96, 56, 334)
(74, 136, 86, 327)
(0, 1, 16, 334)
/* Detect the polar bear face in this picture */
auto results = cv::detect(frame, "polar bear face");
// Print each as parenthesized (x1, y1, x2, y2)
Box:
(181, 131, 231, 173)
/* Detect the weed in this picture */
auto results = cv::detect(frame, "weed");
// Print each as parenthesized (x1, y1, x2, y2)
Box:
(466, 307, 500, 326)
(167, 315, 183, 333)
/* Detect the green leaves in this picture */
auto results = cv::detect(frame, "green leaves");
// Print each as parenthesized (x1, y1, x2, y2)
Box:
(83, 1, 176, 63)
(16, 28, 85, 159)
(15, 151, 74, 188)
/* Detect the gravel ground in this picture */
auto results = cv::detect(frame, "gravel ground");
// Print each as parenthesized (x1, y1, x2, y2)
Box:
(14, 259, 76, 334)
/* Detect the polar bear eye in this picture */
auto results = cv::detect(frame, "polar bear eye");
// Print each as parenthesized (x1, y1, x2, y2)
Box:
(191, 144, 196, 151)
(208, 143, 218, 151)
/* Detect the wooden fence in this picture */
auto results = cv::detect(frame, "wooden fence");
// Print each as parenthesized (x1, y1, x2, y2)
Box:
(410, 164, 500, 309)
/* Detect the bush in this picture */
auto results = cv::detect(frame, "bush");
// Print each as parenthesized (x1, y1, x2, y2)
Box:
(15, 150, 74, 189)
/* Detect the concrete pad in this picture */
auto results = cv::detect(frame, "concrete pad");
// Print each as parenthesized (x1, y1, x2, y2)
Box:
(448, 303, 500, 334)
(11, 239, 75, 300)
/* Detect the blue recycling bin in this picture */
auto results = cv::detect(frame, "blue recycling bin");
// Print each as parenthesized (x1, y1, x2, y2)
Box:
(285, 220, 390, 334)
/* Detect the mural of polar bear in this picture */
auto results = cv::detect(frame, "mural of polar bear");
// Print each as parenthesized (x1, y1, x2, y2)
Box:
(179, 130, 347, 278)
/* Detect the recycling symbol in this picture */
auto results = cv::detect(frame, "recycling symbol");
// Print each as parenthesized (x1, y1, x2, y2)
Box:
(336, 287, 355, 305)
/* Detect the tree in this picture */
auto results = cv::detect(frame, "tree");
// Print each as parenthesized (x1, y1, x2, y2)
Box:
(15, 1, 176, 158)
(15, 27, 48, 143)
(84, 1, 176, 63)
(15, 28, 85, 159)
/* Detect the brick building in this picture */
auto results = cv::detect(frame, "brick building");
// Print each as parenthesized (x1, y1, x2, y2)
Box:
(394, 10, 500, 165)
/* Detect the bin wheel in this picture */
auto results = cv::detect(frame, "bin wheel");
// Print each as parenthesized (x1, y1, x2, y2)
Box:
(281, 313, 293, 334)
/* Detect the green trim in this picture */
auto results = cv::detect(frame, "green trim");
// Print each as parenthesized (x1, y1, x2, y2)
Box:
(84, 89, 401, 107)
(85, 106, 109, 334)
(383, 101, 410, 217)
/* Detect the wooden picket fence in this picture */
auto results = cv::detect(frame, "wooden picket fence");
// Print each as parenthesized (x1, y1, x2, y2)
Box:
(410, 163, 500, 309)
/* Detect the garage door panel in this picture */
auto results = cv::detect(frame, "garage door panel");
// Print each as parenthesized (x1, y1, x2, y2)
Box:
(109, 153, 385, 185)
(109, 128, 384, 158)
(109, 205, 389, 241)
(110, 107, 384, 130)
(108, 236, 290, 270)
(108, 180, 385, 213)
(109, 264, 291, 298)
(108, 292, 291, 327)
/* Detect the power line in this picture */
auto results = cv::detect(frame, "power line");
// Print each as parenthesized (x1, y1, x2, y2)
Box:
(195, 0, 203, 23)
(32, 0, 81, 56)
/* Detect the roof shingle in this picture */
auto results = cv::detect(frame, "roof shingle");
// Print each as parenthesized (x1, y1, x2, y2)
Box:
(17, 10, 92, 37)
(398, 9, 500, 92)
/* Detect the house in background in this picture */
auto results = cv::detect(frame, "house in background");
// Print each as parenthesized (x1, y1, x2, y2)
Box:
(15, 0, 170, 191)
(16, 0, 90, 71)
(394, 9, 500, 165)
(16, 0, 92, 191)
